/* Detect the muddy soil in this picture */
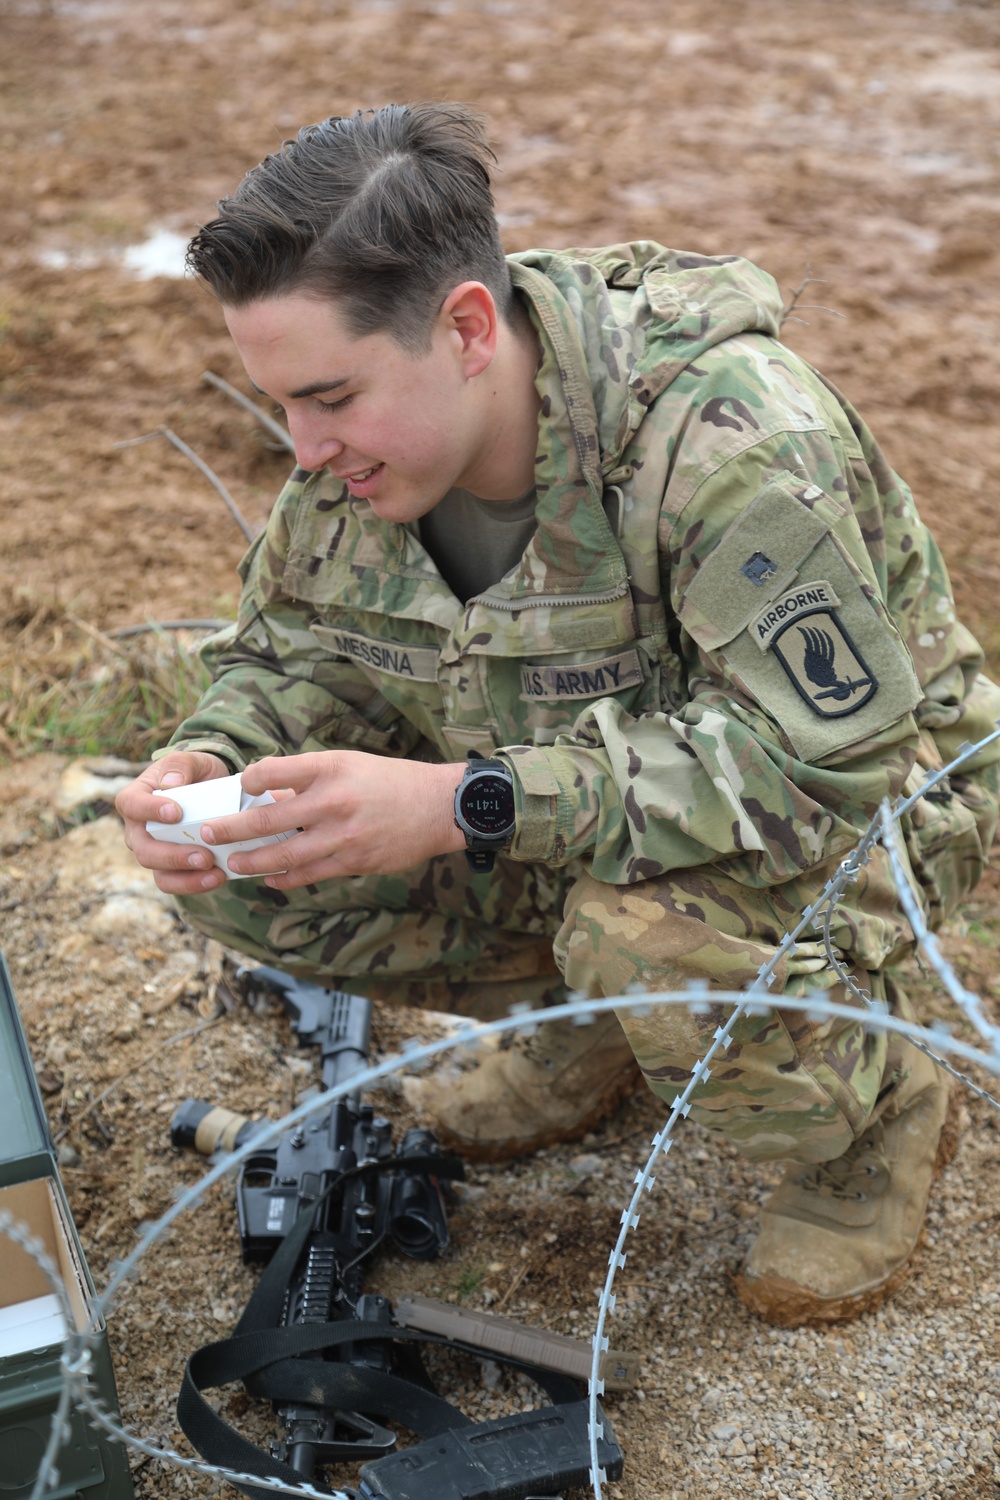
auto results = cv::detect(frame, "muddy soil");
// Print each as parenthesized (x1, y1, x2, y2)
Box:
(2, 2, 1000, 1498)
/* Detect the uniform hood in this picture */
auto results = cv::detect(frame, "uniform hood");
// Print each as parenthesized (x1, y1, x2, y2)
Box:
(509, 242, 785, 490)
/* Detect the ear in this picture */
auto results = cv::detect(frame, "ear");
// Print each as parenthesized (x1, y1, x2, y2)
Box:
(438, 282, 498, 378)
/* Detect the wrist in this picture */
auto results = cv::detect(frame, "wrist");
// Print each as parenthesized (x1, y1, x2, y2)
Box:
(433, 761, 469, 855)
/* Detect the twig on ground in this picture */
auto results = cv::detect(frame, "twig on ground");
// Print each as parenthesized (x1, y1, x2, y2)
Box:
(496, 1257, 532, 1310)
(65, 612, 133, 664)
(780, 266, 845, 330)
(109, 620, 229, 639)
(114, 427, 258, 543)
(202, 370, 295, 453)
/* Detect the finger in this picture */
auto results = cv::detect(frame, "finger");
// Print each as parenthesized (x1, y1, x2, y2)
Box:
(119, 753, 226, 823)
(146, 792, 183, 823)
(154, 865, 229, 896)
(132, 826, 225, 875)
(200, 793, 308, 849)
(222, 829, 318, 879)
(255, 855, 346, 891)
(239, 753, 323, 797)
(116, 771, 170, 822)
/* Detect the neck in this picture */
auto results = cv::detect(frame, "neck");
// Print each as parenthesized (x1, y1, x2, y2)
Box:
(462, 300, 541, 501)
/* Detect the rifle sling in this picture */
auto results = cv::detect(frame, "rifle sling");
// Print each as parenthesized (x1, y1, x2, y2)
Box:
(179, 1317, 581, 1498)
(178, 1160, 577, 1499)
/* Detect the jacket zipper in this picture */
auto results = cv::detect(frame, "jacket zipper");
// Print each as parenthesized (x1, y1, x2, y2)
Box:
(468, 579, 631, 612)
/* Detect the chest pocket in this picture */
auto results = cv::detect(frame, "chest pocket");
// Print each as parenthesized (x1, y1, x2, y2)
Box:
(678, 474, 922, 762)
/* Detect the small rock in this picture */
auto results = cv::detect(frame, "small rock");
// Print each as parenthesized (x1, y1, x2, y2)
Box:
(57, 1142, 81, 1169)
(57, 756, 145, 815)
(55, 818, 176, 940)
(89, 893, 176, 940)
(568, 1153, 603, 1178)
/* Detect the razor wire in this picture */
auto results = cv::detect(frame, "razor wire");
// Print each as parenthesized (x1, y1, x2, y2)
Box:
(5, 722, 1000, 1500)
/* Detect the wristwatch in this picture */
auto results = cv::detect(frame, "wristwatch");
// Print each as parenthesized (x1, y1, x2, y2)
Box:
(453, 752, 516, 872)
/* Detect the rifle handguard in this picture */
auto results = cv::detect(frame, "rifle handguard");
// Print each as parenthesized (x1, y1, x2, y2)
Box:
(394, 1294, 639, 1391)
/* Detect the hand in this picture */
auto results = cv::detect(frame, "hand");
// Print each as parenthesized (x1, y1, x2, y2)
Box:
(197, 750, 467, 889)
(115, 751, 234, 895)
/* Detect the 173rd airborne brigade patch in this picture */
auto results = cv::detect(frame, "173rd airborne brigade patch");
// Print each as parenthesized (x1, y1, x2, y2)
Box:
(749, 581, 878, 718)
(677, 476, 923, 761)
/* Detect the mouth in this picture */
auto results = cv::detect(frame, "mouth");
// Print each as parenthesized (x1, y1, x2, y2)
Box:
(339, 463, 384, 497)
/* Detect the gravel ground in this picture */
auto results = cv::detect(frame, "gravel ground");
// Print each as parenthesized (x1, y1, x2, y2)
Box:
(4, 0, 1000, 1492)
(2, 759, 1000, 1499)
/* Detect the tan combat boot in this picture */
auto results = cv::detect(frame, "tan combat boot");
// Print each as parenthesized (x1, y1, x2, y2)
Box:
(736, 1042, 959, 1328)
(404, 1010, 640, 1161)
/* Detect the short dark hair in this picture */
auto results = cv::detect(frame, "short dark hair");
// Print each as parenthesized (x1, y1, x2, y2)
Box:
(186, 103, 514, 352)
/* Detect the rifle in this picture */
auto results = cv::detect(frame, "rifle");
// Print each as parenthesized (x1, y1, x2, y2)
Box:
(174, 967, 628, 1499)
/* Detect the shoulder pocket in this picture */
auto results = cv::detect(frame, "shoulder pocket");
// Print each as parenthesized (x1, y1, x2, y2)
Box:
(680, 473, 836, 650)
(679, 474, 922, 761)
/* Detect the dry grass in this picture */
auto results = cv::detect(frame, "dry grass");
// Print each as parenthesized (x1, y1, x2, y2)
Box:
(0, 591, 211, 762)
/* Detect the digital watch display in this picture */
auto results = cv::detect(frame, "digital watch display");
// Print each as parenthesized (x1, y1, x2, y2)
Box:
(454, 754, 516, 873)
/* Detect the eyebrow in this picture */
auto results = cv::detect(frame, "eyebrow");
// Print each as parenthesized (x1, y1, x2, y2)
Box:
(249, 377, 349, 400)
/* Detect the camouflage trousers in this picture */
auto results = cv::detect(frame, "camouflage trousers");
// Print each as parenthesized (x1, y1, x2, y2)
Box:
(175, 841, 930, 1167)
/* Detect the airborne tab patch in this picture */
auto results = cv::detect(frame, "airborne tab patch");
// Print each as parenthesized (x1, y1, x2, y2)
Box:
(750, 580, 842, 652)
(769, 610, 878, 717)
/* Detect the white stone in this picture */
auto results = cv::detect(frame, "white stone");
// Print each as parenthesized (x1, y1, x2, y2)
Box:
(55, 815, 170, 902)
(55, 814, 176, 941)
(88, 893, 176, 940)
(56, 756, 145, 814)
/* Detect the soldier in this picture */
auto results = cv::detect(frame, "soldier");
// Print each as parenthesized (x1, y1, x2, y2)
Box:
(116, 103, 999, 1328)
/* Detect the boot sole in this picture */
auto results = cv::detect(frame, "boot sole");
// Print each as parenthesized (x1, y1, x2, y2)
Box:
(735, 1077, 962, 1329)
(434, 1061, 642, 1163)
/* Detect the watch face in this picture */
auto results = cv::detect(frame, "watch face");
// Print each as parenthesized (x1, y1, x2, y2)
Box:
(460, 772, 514, 837)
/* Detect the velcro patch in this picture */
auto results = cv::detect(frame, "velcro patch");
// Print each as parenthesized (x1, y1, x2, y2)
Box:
(520, 648, 643, 701)
(750, 580, 842, 652)
(311, 625, 440, 681)
(769, 610, 878, 718)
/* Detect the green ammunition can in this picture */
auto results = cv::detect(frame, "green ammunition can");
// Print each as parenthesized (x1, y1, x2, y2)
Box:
(0, 952, 134, 1498)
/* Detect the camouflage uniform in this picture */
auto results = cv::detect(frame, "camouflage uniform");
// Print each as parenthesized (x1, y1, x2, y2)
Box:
(163, 244, 1000, 1164)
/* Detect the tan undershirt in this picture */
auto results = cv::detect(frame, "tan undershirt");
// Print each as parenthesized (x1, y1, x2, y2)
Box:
(418, 485, 538, 603)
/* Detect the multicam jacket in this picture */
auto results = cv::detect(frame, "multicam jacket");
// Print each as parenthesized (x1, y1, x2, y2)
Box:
(167, 243, 1000, 926)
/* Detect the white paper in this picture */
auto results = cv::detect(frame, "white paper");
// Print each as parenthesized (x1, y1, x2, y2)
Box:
(147, 773, 293, 879)
(0, 1293, 67, 1358)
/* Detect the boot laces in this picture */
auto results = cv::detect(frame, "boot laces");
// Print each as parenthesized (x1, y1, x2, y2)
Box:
(796, 1128, 890, 1202)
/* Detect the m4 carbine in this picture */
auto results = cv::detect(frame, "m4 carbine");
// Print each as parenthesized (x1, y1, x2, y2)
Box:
(173, 967, 626, 1500)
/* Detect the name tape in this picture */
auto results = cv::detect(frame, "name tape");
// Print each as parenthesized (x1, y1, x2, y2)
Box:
(520, 649, 643, 701)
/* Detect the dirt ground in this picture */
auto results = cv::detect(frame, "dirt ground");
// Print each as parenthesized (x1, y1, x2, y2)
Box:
(3, 1, 1000, 1497)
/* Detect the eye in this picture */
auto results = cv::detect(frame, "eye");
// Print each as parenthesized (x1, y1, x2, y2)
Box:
(316, 393, 354, 413)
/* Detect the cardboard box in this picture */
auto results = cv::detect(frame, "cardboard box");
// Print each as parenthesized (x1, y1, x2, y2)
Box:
(147, 772, 293, 878)
(0, 953, 134, 1499)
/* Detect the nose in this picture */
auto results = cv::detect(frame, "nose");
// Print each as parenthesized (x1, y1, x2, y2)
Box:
(285, 410, 345, 473)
